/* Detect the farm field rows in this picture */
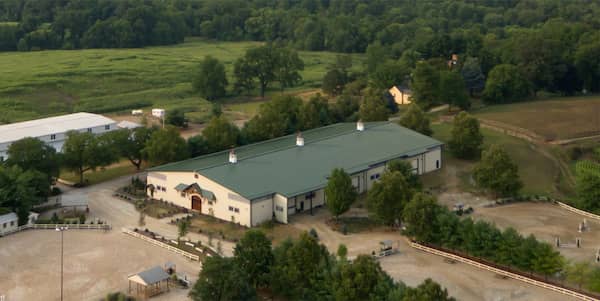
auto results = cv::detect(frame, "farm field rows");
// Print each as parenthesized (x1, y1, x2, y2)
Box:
(473, 96, 600, 141)
(0, 38, 364, 123)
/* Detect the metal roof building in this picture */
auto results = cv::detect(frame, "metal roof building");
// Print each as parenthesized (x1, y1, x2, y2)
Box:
(0, 112, 117, 160)
(147, 122, 443, 227)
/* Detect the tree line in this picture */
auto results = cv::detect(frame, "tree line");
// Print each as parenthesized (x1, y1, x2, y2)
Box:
(2, 0, 599, 97)
(190, 229, 455, 301)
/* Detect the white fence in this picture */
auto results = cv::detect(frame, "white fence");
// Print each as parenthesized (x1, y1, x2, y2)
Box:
(408, 240, 599, 301)
(557, 202, 600, 221)
(0, 223, 111, 237)
(121, 228, 200, 261)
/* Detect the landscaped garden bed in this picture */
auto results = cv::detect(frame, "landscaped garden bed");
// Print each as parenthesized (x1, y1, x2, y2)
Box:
(132, 228, 217, 258)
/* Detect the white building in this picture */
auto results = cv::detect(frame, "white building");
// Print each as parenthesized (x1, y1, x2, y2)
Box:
(0, 112, 117, 161)
(147, 121, 443, 227)
(0, 212, 39, 236)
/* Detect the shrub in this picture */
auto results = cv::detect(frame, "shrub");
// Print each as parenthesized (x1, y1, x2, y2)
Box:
(309, 228, 319, 240)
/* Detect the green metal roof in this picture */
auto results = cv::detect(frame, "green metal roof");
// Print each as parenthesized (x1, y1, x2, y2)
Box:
(150, 122, 442, 200)
(174, 183, 188, 191)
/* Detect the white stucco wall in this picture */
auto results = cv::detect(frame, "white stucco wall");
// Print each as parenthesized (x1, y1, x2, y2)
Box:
(251, 196, 273, 226)
(146, 171, 253, 227)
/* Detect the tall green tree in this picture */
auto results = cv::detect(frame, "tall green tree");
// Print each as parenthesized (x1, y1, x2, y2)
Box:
(165, 108, 188, 128)
(411, 61, 441, 109)
(369, 60, 409, 90)
(387, 160, 422, 190)
(575, 41, 600, 92)
(0, 165, 47, 225)
(402, 278, 456, 301)
(192, 55, 228, 100)
(367, 171, 413, 225)
(575, 161, 600, 211)
(6, 137, 60, 179)
(62, 131, 117, 185)
(233, 230, 274, 288)
(275, 47, 305, 91)
(359, 94, 390, 122)
(461, 57, 485, 96)
(448, 112, 483, 160)
(189, 256, 257, 301)
(482, 64, 531, 104)
(402, 193, 441, 243)
(104, 127, 156, 170)
(299, 94, 332, 130)
(398, 103, 432, 136)
(242, 95, 302, 143)
(330, 255, 397, 301)
(202, 116, 241, 153)
(439, 70, 470, 111)
(143, 126, 189, 166)
(325, 168, 356, 220)
(473, 145, 523, 197)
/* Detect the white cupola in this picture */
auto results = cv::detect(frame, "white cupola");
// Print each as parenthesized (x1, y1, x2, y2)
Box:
(228, 149, 237, 164)
(356, 120, 365, 131)
(296, 132, 304, 146)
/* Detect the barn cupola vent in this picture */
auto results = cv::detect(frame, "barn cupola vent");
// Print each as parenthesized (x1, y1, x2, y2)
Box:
(296, 132, 304, 147)
(228, 149, 237, 164)
(356, 120, 365, 131)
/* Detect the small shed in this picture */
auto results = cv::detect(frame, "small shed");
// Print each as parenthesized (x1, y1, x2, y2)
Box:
(128, 266, 171, 299)
(152, 109, 165, 118)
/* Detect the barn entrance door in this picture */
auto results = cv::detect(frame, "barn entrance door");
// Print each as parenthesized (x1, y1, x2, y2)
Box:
(191, 195, 202, 211)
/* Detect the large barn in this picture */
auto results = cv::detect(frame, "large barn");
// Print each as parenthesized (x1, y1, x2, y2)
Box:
(146, 121, 443, 227)
(0, 112, 117, 161)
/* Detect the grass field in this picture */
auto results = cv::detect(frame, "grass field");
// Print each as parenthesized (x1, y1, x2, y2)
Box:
(473, 96, 600, 140)
(60, 160, 138, 185)
(0, 38, 364, 123)
(427, 122, 564, 197)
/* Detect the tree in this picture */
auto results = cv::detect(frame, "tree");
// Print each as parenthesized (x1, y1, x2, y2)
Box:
(439, 70, 470, 111)
(398, 103, 432, 136)
(202, 116, 240, 153)
(105, 127, 155, 170)
(387, 160, 422, 190)
(62, 131, 117, 185)
(143, 126, 189, 166)
(331, 95, 360, 122)
(336, 244, 348, 260)
(473, 145, 523, 197)
(411, 60, 441, 109)
(531, 244, 564, 279)
(0, 165, 44, 225)
(299, 94, 332, 130)
(189, 256, 257, 301)
(402, 193, 441, 243)
(482, 64, 531, 104)
(359, 94, 390, 122)
(367, 171, 413, 225)
(242, 95, 302, 143)
(177, 218, 190, 242)
(575, 41, 600, 93)
(402, 278, 456, 301)
(322, 69, 347, 96)
(6, 137, 60, 179)
(566, 262, 593, 289)
(233, 229, 274, 288)
(192, 55, 228, 100)
(575, 161, 600, 211)
(234, 45, 304, 97)
(165, 109, 187, 128)
(325, 168, 356, 219)
(369, 60, 409, 90)
(275, 47, 305, 91)
(461, 57, 485, 96)
(330, 255, 396, 301)
(448, 112, 483, 160)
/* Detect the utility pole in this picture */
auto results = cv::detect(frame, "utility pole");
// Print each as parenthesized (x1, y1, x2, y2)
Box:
(56, 226, 68, 301)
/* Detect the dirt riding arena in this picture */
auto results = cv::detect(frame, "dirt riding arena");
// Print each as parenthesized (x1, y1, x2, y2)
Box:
(0, 229, 201, 301)
(472, 202, 600, 262)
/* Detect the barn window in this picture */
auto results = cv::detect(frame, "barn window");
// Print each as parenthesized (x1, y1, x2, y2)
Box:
(87, 128, 92, 133)
(105, 125, 110, 130)
(50, 134, 56, 140)
(436, 160, 440, 169)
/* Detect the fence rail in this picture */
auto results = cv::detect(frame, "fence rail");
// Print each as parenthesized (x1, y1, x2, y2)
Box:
(0, 223, 111, 237)
(556, 202, 600, 221)
(408, 240, 599, 301)
(121, 228, 200, 261)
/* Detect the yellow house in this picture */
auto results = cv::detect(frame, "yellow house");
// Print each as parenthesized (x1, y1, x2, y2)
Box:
(146, 121, 442, 227)
(388, 86, 412, 105)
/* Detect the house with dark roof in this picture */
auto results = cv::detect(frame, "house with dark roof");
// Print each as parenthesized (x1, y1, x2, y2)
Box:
(146, 121, 442, 227)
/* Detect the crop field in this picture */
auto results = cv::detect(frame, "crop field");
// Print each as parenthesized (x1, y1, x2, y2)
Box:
(0, 38, 364, 123)
(473, 96, 600, 141)
(426, 123, 563, 197)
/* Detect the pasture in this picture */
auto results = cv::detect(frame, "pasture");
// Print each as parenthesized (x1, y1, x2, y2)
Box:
(0, 38, 363, 123)
(425, 123, 564, 198)
(473, 96, 600, 141)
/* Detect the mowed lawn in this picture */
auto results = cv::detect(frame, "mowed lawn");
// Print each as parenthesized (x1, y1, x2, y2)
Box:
(0, 38, 364, 123)
(429, 123, 562, 197)
(473, 96, 600, 140)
